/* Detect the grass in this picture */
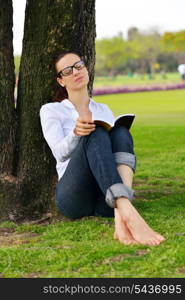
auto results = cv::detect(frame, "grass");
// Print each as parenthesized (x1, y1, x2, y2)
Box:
(0, 89, 185, 278)
(93, 72, 181, 88)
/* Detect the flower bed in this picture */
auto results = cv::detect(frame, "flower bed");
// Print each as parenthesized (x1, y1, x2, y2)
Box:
(92, 83, 185, 96)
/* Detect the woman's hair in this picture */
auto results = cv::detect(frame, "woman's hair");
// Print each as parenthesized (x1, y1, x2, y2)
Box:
(53, 50, 82, 102)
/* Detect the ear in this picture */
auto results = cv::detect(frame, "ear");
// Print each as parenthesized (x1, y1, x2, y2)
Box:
(57, 77, 65, 87)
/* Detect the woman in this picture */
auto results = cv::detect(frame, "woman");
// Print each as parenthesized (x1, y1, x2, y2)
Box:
(40, 51, 165, 246)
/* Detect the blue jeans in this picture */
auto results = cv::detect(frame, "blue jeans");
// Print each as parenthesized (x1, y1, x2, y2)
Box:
(55, 126, 136, 219)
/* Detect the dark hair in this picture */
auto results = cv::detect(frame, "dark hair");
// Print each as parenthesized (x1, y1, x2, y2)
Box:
(53, 50, 82, 102)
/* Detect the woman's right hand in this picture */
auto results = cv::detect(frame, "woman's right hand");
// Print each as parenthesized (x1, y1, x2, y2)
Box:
(74, 117, 96, 136)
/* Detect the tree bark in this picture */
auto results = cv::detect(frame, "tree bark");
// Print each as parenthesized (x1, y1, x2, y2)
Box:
(0, 0, 15, 174)
(0, 0, 20, 221)
(9, 0, 96, 220)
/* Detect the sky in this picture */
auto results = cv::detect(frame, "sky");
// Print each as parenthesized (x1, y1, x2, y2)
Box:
(13, 0, 185, 55)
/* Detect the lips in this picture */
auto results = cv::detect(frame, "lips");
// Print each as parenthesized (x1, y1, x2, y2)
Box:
(75, 76, 83, 82)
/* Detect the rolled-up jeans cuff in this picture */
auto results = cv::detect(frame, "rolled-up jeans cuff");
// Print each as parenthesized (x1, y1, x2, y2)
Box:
(114, 152, 136, 172)
(105, 183, 135, 208)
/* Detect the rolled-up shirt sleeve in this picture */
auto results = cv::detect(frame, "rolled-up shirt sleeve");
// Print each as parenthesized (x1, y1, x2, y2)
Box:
(40, 105, 81, 162)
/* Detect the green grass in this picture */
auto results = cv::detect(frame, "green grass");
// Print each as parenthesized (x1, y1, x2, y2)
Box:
(100, 89, 185, 125)
(0, 89, 185, 278)
(94, 72, 181, 88)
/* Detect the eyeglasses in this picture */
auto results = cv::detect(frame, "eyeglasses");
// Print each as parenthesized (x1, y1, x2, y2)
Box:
(57, 60, 85, 78)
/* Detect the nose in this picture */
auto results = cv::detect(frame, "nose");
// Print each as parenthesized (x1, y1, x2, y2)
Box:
(73, 67, 80, 75)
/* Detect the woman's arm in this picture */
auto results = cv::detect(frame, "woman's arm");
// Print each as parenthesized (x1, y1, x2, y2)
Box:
(40, 106, 81, 162)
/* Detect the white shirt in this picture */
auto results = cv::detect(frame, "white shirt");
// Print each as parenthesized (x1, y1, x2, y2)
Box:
(178, 64, 185, 75)
(40, 98, 115, 181)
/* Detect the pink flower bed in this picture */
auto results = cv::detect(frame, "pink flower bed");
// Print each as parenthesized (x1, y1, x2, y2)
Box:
(92, 83, 185, 96)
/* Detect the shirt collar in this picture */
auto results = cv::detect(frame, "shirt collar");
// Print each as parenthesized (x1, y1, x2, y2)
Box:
(62, 98, 94, 109)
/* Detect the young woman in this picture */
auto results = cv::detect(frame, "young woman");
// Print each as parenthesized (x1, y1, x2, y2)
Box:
(40, 51, 165, 246)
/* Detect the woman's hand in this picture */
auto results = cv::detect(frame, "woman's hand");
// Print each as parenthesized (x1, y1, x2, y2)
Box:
(74, 117, 96, 136)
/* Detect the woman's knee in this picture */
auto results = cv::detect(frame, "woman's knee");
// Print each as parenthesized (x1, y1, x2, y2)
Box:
(82, 125, 110, 150)
(110, 126, 133, 141)
(110, 126, 134, 153)
(89, 125, 108, 139)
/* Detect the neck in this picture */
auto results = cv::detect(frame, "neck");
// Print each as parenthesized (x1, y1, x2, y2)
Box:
(67, 87, 90, 110)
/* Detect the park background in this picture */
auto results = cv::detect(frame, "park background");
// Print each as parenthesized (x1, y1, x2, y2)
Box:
(0, 0, 185, 278)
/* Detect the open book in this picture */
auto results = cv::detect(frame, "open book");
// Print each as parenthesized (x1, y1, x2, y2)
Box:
(94, 114, 135, 131)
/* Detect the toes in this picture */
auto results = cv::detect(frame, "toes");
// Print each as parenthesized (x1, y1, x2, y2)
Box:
(148, 238, 160, 246)
(147, 236, 164, 246)
(119, 237, 137, 245)
(138, 232, 166, 246)
(120, 238, 133, 245)
(114, 232, 135, 245)
(155, 232, 165, 241)
(154, 232, 166, 242)
(135, 237, 161, 246)
(158, 235, 166, 242)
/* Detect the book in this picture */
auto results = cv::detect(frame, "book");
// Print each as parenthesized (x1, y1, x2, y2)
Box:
(94, 114, 135, 131)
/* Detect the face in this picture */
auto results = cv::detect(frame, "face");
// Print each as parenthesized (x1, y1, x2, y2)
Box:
(56, 53, 89, 92)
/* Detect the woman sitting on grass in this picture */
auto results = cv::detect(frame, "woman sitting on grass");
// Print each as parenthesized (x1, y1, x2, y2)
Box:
(40, 51, 165, 246)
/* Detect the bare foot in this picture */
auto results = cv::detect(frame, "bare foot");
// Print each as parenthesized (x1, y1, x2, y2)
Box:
(114, 208, 137, 245)
(117, 198, 166, 246)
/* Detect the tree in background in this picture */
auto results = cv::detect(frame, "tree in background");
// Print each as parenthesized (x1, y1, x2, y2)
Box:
(96, 36, 133, 76)
(161, 30, 185, 64)
(127, 27, 140, 41)
(95, 28, 185, 76)
(0, 0, 96, 221)
(130, 30, 161, 77)
(162, 30, 185, 53)
(95, 28, 162, 76)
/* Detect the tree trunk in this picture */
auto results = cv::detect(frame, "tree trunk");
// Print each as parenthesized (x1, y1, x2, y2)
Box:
(0, 0, 21, 221)
(9, 0, 96, 220)
(0, 0, 15, 174)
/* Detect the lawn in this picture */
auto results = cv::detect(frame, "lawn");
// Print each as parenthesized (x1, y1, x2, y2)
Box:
(93, 72, 181, 88)
(0, 89, 185, 278)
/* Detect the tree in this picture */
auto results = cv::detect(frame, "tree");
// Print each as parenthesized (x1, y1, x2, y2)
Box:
(161, 30, 185, 53)
(127, 27, 140, 41)
(0, 0, 15, 174)
(96, 36, 133, 75)
(0, 0, 96, 221)
(95, 29, 164, 76)
(161, 30, 185, 64)
(0, 0, 19, 220)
